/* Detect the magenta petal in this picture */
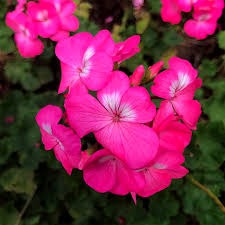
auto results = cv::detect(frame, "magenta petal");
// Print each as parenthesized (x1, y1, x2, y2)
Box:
(97, 71, 130, 110)
(55, 32, 93, 66)
(15, 33, 44, 58)
(40, 128, 57, 150)
(94, 122, 159, 169)
(60, 15, 79, 31)
(65, 94, 112, 137)
(50, 30, 70, 42)
(172, 98, 201, 130)
(83, 150, 117, 193)
(120, 86, 156, 123)
(133, 168, 171, 197)
(52, 124, 81, 175)
(80, 52, 113, 91)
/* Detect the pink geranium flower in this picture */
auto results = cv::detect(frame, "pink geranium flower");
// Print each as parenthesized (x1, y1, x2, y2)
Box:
(6, 12, 44, 57)
(151, 57, 202, 130)
(65, 71, 159, 169)
(55, 30, 115, 93)
(161, 0, 182, 24)
(36, 105, 81, 175)
(184, 0, 224, 40)
(83, 148, 188, 198)
(40, 0, 79, 41)
(153, 102, 192, 152)
(113, 35, 140, 64)
(27, 1, 60, 38)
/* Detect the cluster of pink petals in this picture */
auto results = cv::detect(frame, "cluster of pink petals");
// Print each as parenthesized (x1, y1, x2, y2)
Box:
(6, 0, 79, 57)
(36, 30, 202, 201)
(161, 0, 224, 40)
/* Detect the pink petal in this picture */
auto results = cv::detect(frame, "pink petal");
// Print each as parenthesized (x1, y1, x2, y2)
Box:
(94, 122, 159, 169)
(55, 32, 93, 66)
(176, 0, 193, 12)
(130, 65, 145, 86)
(91, 30, 115, 56)
(151, 69, 178, 99)
(161, 0, 182, 24)
(79, 52, 113, 91)
(172, 97, 201, 130)
(65, 93, 112, 137)
(36, 105, 63, 128)
(50, 30, 70, 42)
(40, 128, 57, 150)
(60, 15, 79, 31)
(15, 33, 44, 58)
(97, 71, 130, 112)
(52, 124, 81, 175)
(133, 168, 171, 197)
(119, 86, 156, 123)
(83, 149, 117, 193)
(36, 18, 59, 38)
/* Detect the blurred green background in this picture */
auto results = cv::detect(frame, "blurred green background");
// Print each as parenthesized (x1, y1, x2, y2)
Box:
(0, 0, 225, 225)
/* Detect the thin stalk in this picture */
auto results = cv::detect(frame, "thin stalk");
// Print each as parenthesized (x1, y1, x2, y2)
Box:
(187, 175, 225, 215)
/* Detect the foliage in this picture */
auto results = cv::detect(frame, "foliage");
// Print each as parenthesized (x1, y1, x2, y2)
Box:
(0, 0, 224, 225)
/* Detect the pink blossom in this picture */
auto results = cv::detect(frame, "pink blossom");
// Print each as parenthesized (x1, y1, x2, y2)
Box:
(184, 0, 224, 40)
(65, 71, 159, 169)
(113, 35, 140, 64)
(4, 116, 14, 124)
(6, 12, 44, 58)
(153, 103, 192, 152)
(130, 65, 145, 86)
(148, 61, 164, 79)
(161, 0, 182, 24)
(40, 0, 79, 41)
(36, 105, 81, 175)
(83, 148, 188, 197)
(176, 0, 197, 12)
(27, 1, 60, 38)
(132, 0, 144, 10)
(55, 30, 115, 93)
(151, 57, 202, 130)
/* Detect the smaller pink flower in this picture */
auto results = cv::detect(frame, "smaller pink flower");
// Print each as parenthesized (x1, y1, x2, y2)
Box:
(132, 0, 144, 10)
(36, 105, 81, 175)
(113, 35, 140, 64)
(148, 61, 164, 79)
(161, 0, 182, 24)
(40, 0, 79, 41)
(27, 1, 60, 38)
(184, 0, 224, 40)
(55, 30, 115, 93)
(6, 12, 44, 58)
(130, 65, 145, 86)
(151, 56, 202, 129)
(4, 116, 14, 124)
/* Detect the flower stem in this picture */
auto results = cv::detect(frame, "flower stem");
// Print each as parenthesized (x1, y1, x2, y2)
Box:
(15, 186, 37, 225)
(187, 175, 225, 215)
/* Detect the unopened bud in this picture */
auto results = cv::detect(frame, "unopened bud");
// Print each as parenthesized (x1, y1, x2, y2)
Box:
(130, 65, 145, 86)
(148, 61, 164, 80)
(132, 0, 144, 10)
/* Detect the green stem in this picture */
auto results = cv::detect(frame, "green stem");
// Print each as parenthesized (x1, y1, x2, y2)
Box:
(15, 186, 37, 225)
(187, 175, 225, 215)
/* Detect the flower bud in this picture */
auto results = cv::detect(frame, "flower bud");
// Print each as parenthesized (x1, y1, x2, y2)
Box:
(130, 65, 145, 86)
(148, 61, 164, 80)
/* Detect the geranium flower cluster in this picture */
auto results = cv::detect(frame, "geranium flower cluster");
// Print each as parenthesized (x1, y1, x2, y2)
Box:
(36, 30, 202, 201)
(5, 0, 79, 57)
(161, 0, 224, 40)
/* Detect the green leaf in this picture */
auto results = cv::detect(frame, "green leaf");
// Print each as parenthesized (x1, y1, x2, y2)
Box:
(218, 31, 225, 50)
(0, 168, 36, 195)
(0, 202, 19, 225)
(199, 59, 217, 78)
(136, 12, 150, 34)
